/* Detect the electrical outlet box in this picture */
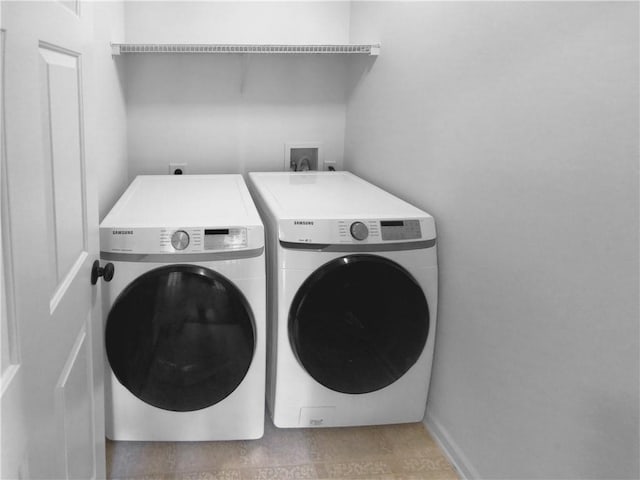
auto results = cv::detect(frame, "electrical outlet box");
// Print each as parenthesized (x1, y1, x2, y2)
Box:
(284, 143, 323, 172)
(169, 163, 187, 175)
(324, 162, 337, 171)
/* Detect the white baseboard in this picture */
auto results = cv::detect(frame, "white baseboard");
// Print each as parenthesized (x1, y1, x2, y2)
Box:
(423, 410, 481, 480)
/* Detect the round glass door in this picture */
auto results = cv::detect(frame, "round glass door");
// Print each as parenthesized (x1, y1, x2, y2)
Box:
(105, 265, 255, 412)
(289, 255, 429, 394)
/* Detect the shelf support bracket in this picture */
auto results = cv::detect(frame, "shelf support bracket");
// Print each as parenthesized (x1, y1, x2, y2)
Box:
(240, 53, 249, 95)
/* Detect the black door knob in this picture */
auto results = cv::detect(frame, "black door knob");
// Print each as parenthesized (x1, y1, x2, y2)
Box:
(91, 260, 114, 285)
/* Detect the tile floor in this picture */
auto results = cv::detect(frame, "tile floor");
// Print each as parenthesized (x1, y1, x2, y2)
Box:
(106, 419, 459, 480)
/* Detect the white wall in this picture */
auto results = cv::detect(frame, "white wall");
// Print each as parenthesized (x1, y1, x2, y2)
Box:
(123, 1, 350, 177)
(124, 1, 350, 44)
(89, 1, 128, 220)
(124, 53, 347, 176)
(346, 2, 639, 479)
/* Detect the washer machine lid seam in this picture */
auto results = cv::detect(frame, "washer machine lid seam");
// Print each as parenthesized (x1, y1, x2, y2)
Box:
(101, 247, 264, 262)
(278, 239, 435, 252)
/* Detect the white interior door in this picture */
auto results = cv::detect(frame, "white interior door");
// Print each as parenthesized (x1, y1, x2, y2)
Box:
(1, 1, 105, 478)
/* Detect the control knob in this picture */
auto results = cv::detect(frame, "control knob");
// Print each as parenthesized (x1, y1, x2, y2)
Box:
(350, 221, 369, 241)
(171, 230, 190, 250)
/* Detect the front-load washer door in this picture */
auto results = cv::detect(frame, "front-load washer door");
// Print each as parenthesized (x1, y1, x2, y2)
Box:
(105, 265, 255, 412)
(289, 254, 429, 394)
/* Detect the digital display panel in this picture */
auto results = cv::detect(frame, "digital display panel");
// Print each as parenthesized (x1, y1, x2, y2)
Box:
(381, 219, 421, 241)
(204, 228, 247, 250)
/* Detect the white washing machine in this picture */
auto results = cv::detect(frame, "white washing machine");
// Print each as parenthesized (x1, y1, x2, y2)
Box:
(248, 171, 437, 428)
(100, 175, 265, 441)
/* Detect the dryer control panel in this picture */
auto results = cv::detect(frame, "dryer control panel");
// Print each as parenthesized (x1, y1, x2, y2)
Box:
(100, 226, 259, 254)
(278, 217, 435, 245)
(159, 228, 247, 251)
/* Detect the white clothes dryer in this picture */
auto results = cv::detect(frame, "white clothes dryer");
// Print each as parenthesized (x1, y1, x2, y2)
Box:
(248, 171, 437, 428)
(100, 175, 265, 441)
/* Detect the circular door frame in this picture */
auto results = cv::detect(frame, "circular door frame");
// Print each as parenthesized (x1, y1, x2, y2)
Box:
(288, 254, 430, 395)
(105, 263, 257, 412)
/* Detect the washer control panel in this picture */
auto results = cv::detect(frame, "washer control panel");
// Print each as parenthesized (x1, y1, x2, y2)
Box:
(159, 228, 247, 252)
(339, 220, 421, 242)
(280, 218, 433, 245)
(161, 228, 202, 251)
(102, 226, 257, 254)
(160, 228, 247, 252)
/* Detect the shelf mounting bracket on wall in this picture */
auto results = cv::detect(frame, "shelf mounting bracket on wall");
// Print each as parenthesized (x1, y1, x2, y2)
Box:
(110, 43, 381, 57)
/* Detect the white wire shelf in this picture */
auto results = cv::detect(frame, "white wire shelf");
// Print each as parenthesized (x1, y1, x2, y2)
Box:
(111, 43, 380, 56)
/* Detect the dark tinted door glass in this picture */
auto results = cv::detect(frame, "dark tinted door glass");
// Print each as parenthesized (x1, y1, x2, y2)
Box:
(289, 255, 429, 394)
(106, 265, 255, 412)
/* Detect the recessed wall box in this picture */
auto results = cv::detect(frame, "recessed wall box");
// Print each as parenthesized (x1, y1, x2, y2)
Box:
(284, 143, 324, 172)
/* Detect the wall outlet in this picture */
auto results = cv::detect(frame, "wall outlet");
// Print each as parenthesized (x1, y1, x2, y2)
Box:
(169, 163, 187, 175)
(284, 143, 324, 171)
(324, 162, 337, 171)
